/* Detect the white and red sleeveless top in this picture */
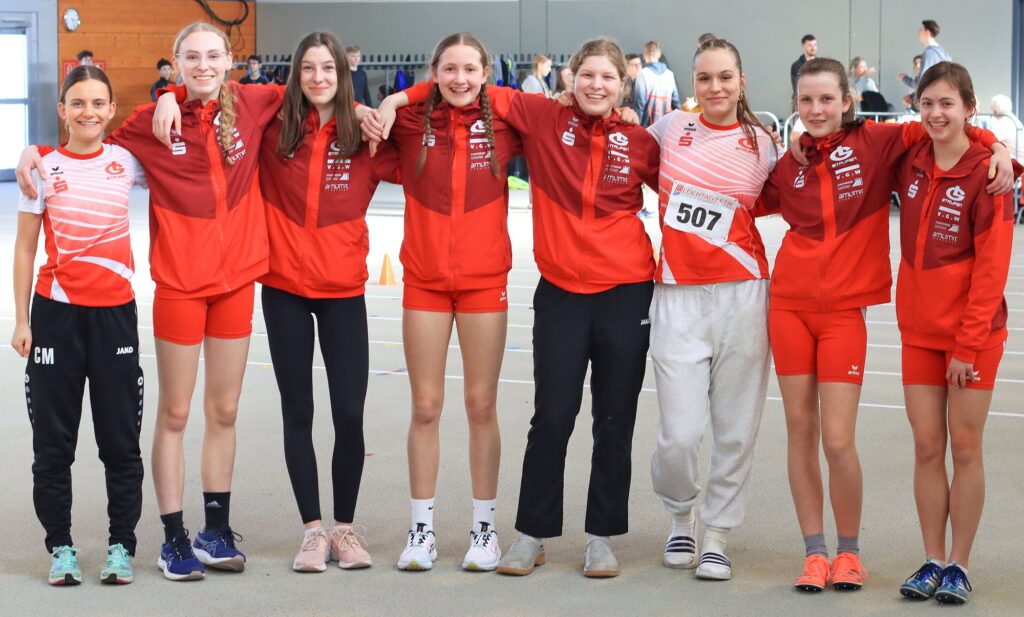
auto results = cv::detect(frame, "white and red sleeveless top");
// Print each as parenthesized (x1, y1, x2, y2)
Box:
(18, 144, 146, 306)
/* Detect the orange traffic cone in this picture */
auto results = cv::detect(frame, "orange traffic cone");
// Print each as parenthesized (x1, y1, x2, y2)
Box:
(378, 254, 396, 286)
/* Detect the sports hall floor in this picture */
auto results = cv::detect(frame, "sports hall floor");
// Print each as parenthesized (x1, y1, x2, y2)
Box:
(1, 182, 1022, 616)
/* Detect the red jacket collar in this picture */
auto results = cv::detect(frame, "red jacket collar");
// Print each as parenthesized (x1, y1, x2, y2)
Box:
(570, 100, 623, 130)
(910, 139, 992, 180)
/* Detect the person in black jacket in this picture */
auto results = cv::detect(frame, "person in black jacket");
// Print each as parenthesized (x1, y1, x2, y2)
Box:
(346, 45, 372, 106)
(240, 55, 271, 85)
(151, 58, 173, 102)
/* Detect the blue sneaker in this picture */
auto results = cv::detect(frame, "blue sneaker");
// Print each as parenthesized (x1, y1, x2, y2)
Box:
(935, 563, 972, 605)
(193, 526, 246, 572)
(49, 545, 82, 586)
(900, 560, 943, 599)
(158, 531, 205, 581)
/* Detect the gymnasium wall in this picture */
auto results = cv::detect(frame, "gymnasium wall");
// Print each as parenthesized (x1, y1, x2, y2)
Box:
(255, 0, 1014, 120)
(54, 0, 257, 136)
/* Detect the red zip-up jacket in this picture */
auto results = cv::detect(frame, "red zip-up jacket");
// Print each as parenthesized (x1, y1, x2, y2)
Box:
(487, 86, 659, 293)
(113, 82, 282, 298)
(259, 109, 401, 297)
(757, 120, 997, 311)
(895, 140, 1020, 362)
(389, 89, 522, 291)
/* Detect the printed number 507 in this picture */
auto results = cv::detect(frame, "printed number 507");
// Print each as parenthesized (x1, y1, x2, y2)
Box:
(676, 203, 722, 230)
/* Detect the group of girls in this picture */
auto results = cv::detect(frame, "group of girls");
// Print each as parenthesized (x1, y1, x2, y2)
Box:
(11, 21, 1016, 607)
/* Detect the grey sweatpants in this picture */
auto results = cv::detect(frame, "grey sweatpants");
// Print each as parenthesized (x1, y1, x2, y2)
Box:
(649, 280, 770, 531)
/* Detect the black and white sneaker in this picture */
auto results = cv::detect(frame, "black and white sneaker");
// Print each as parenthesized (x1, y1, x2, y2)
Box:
(695, 551, 732, 580)
(396, 524, 437, 571)
(663, 535, 697, 569)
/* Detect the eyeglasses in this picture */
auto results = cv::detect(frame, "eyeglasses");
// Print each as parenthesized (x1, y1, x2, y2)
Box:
(176, 52, 227, 68)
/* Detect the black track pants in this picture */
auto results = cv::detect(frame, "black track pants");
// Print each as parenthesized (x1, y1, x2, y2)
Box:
(262, 286, 369, 524)
(26, 294, 144, 554)
(515, 279, 652, 538)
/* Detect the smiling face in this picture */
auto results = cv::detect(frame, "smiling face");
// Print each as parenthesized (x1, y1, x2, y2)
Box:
(300, 45, 337, 110)
(431, 44, 489, 108)
(919, 78, 974, 145)
(797, 72, 851, 138)
(174, 30, 232, 103)
(59, 78, 115, 147)
(693, 48, 745, 124)
(573, 54, 622, 118)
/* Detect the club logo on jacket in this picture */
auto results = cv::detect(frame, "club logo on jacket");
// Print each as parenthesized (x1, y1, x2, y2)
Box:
(561, 116, 580, 147)
(678, 133, 694, 147)
(907, 179, 919, 199)
(931, 184, 967, 244)
(829, 145, 863, 201)
(603, 132, 632, 185)
(170, 131, 187, 156)
(213, 112, 247, 163)
(736, 137, 756, 153)
(469, 118, 493, 171)
(793, 167, 806, 189)
(325, 140, 352, 191)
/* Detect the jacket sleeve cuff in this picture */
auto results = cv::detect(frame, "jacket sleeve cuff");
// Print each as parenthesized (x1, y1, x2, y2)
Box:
(156, 83, 188, 104)
(952, 346, 978, 364)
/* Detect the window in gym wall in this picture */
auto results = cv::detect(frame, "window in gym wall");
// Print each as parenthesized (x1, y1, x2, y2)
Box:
(0, 23, 29, 178)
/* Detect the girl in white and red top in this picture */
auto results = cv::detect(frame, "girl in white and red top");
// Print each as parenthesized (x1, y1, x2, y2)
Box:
(646, 38, 779, 581)
(12, 66, 146, 585)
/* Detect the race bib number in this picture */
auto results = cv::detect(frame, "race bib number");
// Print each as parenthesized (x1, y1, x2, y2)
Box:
(664, 182, 737, 243)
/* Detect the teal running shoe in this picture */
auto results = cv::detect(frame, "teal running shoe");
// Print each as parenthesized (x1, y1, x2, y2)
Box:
(49, 545, 82, 586)
(101, 543, 134, 584)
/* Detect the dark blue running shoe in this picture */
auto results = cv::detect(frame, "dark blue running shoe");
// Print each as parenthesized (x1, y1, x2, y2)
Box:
(900, 560, 943, 599)
(193, 526, 246, 572)
(935, 563, 972, 605)
(158, 531, 205, 581)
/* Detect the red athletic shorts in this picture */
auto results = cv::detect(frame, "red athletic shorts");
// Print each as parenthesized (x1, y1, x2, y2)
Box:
(901, 343, 1004, 390)
(403, 285, 509, 313)
(153, 283, 256, 345)
(769, 307, 867, 384)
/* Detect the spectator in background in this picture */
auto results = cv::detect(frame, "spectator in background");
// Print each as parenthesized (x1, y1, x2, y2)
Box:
(556, 65, 573, 95)
(848, 57, 878, 100)
(790, 34, 816, 100)
(901, 55, 924, 111)
(240, 54, 271, 84)
(899, 20, 950, 90)
(76, 50, 93, 66)
(990, 94, 1021, 160)
(346, 45, 372, 106)
(623, 53, 641, 110)
(151, 58, 173, 102)
(521, 54, 554, 98)
(634, 40, 679, 127)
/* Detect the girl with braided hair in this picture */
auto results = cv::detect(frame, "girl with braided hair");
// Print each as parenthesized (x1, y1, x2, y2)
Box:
(370, 36, 660, 578)
(363, 32, 521, 573)
(17, 21, 283, 581)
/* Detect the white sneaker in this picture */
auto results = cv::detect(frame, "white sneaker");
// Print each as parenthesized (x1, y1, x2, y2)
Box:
(462, 523, 501, 571)
(396, 525, 437, 571)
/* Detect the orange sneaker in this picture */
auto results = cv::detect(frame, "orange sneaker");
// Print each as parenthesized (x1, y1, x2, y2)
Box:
(830, 552, 866, 591)
(794, 554, 830, 592)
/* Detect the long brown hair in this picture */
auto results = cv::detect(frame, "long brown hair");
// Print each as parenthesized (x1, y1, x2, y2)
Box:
(692, 38, 771, 156)
(277, 32, 360, 158)
(416, 33, 499, 178)
(173, 22, 238, 164)
(798, 57, 864, 129)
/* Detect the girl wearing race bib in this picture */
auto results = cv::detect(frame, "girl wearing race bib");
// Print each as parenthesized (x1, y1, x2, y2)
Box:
(757, 57, 1009, 593)
(894, 62, 1019, 606)
(13, 66, 145, 586)
(646, 38, 779, 581)
(373, 37, 660, 578)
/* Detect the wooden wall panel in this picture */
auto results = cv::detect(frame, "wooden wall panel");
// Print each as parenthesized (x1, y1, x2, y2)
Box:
(56, 0, 256, 136)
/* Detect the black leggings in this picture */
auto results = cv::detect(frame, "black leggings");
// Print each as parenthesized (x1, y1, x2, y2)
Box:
(262, 286, 369, 524)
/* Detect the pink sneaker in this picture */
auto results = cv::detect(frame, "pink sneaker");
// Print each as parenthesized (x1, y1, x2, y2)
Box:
(331, 525, 372, 569)
(293, 527, 330, 572)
